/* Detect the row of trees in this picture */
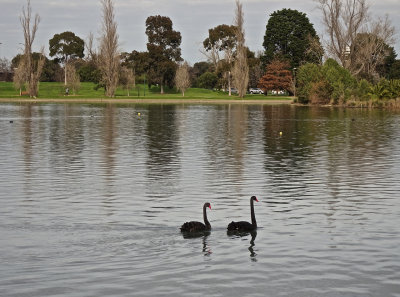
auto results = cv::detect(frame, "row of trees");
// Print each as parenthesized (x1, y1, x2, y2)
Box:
(12, 0, 253, 98)
(9, 0, 400, 100)
(12, 0, 121, 97)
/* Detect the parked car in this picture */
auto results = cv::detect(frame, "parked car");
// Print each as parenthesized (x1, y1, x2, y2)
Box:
(271, 90, 286, 95)
(249, 88, 264, 94)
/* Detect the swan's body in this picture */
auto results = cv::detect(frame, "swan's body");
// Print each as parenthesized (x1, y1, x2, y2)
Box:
(227, 220, 254, 232)
(180, 203, 211, 232)
(227, 196, 258, 232)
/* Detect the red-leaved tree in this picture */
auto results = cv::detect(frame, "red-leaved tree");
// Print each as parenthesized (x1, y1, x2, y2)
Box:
(258, 59, 293, 94)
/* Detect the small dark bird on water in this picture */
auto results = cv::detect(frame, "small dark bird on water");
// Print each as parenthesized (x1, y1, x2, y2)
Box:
(180, 202, 211, 233)
(227, 196, 259, 232)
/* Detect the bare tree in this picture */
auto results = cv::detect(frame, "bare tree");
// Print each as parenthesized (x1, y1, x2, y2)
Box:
(349, 16, 395, 81)
(20, 0, 44, 97)
(317, 0, 369, 66)
(0, 58, 10, 73)
(98, 0, 120, 97)
(232, 0, 249, 98)
(175, 62, 191, 96)
(199, 47, 220, 70)
(225, 45, 235, 96)
(86, 32, 98, 63)
(0, 58, 12, 81)
(66, 63, 80, 95)
(32, 48, 45, 95)
(13, 59, 27, 95)
(119, 66, 135, 96)
(305, 35, 325, 65)
(316, 0, 395, 79)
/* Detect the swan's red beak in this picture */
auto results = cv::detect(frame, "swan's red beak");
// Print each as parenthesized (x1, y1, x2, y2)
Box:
(256, 198, 259, 202)
(209, 205, 212, 210)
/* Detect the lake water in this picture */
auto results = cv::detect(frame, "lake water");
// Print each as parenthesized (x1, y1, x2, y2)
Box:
(0, 103, 399, 297)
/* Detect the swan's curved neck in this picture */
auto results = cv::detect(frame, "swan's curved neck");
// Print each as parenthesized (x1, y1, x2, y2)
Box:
(250, 199, 257, 227)
(203, 205, 210, 227)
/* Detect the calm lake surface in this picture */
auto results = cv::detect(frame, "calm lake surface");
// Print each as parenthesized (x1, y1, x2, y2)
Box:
(0, 103, 399, 297)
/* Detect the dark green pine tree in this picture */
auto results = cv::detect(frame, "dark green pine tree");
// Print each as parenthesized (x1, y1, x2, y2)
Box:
(263, 9, 322, 68)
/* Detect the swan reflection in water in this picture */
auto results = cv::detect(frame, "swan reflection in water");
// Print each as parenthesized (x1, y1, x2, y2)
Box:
(249, 231, 257, 261)
(227, 230, 258, 261)
(181, 231, 212, 256)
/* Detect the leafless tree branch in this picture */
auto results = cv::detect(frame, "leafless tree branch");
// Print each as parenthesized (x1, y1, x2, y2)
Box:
(175, 62, 191, 96)
(232, 0, 249, 98)
(316, 0, 395, 80)
(20, 0, 43, 97)
(98, 0, 120, 97)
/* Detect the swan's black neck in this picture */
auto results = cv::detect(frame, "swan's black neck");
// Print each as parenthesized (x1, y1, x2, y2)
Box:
(203, 204, 210, 228)
(250, 198, 257, 228)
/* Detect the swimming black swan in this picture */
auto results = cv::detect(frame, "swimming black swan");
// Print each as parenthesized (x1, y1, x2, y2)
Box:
(180, 202, 211, 232)
(227, 196, 259, 232)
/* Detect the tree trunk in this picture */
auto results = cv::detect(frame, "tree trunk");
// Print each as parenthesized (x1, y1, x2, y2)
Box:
(64, 62, 67, 86)
(228, 71, 231, 96)
(161, 84, 164, 94)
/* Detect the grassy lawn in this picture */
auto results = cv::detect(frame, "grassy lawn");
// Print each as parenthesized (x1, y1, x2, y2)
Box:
(0, 81, 293, 101)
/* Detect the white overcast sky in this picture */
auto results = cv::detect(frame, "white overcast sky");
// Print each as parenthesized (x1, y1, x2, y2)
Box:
(1, 0, 399, 63)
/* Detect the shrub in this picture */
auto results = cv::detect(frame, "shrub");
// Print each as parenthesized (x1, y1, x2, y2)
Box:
(77, 64, 101, 83)
(296, 63, 322, 104)
(309, 80, 333, 105)
(353, 79, 372, 101)
(388, 79, 400, 98)
(321, 59, 356, 104)
(368, 79, 392, 100)
(296, 59, 399, 105)
(197, 72, 218, 89)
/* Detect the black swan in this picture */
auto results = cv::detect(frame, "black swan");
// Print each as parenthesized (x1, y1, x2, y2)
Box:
(227, 196, 259, 232)
(180, 202, 211, 232)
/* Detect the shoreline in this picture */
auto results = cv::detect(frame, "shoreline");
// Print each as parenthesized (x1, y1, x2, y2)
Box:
(0, 97, 293, 105)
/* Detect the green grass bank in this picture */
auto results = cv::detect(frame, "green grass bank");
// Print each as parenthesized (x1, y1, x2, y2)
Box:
(0, 82, 293, 104)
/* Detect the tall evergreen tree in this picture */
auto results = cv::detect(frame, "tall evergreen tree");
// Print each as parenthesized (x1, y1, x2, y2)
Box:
(263, 9, 321, 68)
(145, 15, 182, 94)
